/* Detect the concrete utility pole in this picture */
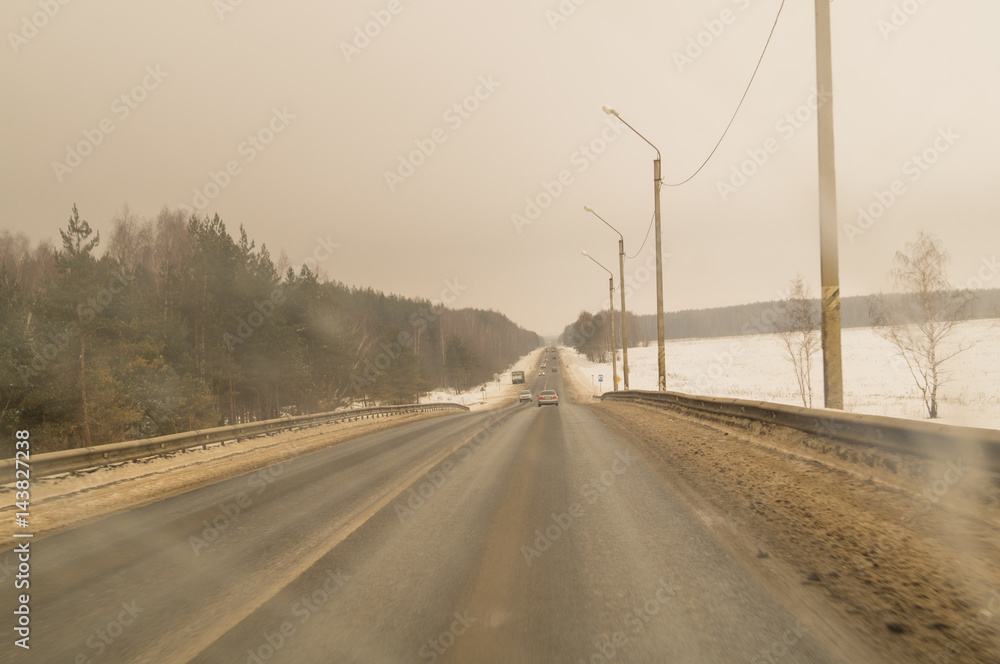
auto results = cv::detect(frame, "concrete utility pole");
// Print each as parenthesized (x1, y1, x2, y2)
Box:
(581, 251, 618, 391)
(584, 206, 629, 390)
(604, 106, 666, 391)
(814, 0, 844, 409)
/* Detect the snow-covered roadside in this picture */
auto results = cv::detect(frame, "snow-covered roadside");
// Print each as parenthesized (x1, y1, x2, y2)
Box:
(560, 318, 1000, 429)
(421, 347, 545, 411)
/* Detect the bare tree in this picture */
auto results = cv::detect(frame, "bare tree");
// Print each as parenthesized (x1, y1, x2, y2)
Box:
(870, 232, 974, 419)
(775, 274, 820, 408)
(109, 203, 154, 274)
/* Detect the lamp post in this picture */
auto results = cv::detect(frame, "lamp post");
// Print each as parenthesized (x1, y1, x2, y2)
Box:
(581, 251, 618, 391)
(603, 106, 665, 391)
(584, 205, 628, 390)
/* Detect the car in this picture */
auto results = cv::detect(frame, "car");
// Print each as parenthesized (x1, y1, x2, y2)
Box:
(538, 371, 545, 376)
(551, 368, 558, 372)
(518, 390, 532, 402)
(537, 390, 558, 407)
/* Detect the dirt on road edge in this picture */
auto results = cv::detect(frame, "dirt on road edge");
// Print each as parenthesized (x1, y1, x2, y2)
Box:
(589, 399, 1000, 664)
(0, 410, 453, 550)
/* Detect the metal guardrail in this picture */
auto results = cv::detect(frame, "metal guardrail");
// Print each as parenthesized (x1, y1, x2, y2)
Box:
(1, 402, 469, 484)
(601, 390, 1000, 474)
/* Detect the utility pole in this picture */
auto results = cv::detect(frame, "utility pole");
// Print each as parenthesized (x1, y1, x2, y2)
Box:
(602, 107, 665, 391)
(653, 156, 665, 392)
(608, 275, 618, 391)
(815, 0, 844, 409)
(617, 236, 629, 390)
(582, 250, 618, 391)
(584, 205, 630, 390)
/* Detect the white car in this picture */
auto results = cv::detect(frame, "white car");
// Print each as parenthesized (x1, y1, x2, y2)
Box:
(518, 390, 532, 402)
(537, 390, 559, 407)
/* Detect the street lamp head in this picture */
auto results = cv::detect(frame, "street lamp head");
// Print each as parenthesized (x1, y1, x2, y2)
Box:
(583, 205, 593, 213)
(580, 250, 589, 257)
(602, 106, 619, 117)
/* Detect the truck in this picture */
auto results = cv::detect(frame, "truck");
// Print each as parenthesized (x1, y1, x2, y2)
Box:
(511, 370, 525, 384)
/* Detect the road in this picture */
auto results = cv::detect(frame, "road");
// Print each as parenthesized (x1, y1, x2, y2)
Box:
(2, 358, 873, 663)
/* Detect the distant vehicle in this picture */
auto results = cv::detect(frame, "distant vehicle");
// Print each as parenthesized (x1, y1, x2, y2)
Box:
(537, 390, 558, 407)
(538, 371, 545, 376)
(511, 370, 525, 384)
(551, 368, 558, 372)
(518, 390, 532, 402)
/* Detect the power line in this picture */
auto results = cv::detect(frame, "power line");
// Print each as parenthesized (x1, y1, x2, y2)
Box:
(626, 211, 655, 259)
(663, 0, 787, 187)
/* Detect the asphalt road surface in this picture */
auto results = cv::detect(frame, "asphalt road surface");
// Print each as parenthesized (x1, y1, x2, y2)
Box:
(2, 365, 872, 663)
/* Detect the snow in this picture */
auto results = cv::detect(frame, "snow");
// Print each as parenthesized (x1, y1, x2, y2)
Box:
(420, 347, 545, 411)
(562, 318, 1000, 430)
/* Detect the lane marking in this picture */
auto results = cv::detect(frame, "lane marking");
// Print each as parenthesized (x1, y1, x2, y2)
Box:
(140, 410, 519, 664)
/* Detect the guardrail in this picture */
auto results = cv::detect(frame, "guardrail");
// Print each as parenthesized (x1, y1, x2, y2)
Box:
(601, 390, 1000, 474)
(1, 402, 469, 484)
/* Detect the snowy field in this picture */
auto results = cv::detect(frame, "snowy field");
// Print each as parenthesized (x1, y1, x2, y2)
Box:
(562, 318, 1000, 430)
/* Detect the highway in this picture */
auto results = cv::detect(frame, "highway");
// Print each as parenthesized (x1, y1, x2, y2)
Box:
(3, 360, 879, 663)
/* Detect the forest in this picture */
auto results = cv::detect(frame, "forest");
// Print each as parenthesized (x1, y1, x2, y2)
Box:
(0, 206, 541, 452)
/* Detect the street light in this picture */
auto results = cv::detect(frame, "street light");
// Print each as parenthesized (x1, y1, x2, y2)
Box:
(581, 250, 618, 391)
(584, 205, 629, 390)
(603, 106, 666, 392)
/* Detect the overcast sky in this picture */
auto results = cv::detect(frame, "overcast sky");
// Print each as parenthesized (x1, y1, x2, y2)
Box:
(2, 0, 997, 336)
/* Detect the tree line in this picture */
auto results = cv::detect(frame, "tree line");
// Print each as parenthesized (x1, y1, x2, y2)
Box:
(1, 205, 541, 453)
(564, 287, 999, 349)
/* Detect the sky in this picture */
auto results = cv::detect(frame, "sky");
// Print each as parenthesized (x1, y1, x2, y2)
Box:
(2, 0, 998, 337)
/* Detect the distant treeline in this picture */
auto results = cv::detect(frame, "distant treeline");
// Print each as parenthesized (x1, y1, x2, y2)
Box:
(1, 206, 540, 452)
(561, 289, 1000, 361)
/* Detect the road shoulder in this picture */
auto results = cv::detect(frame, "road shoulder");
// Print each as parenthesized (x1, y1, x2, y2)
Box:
(587, 399, 1000, 664)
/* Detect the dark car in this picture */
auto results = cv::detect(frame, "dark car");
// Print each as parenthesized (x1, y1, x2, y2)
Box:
(537, 390, 558, 407)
